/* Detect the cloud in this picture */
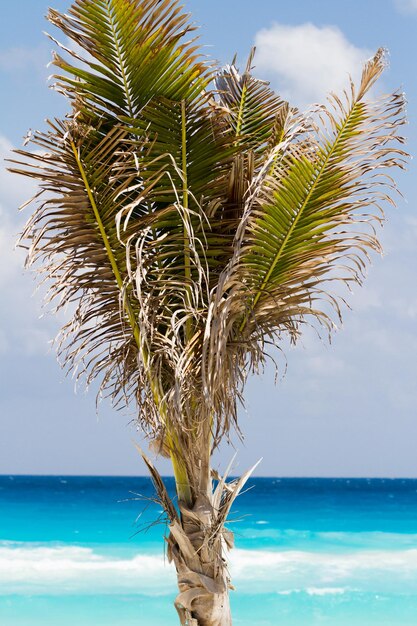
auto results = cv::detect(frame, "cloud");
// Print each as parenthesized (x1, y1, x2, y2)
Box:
(0, 136, 37, 209)
(395, 0, 417, 14)
(253, 23, 372, 108)
(0, 135, 57, 356)
(0, 210, 52, 357)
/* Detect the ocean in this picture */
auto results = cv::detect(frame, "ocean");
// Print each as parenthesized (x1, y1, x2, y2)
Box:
(1, 475, 417, 625)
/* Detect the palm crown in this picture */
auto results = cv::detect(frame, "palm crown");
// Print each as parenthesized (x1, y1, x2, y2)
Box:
(10, 1, 406, 623)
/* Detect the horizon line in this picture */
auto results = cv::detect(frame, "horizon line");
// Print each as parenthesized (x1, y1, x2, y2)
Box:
(2, 473, 417, 480)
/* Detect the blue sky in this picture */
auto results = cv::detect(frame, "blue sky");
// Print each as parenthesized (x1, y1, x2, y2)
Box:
(1, 0, 416, 477)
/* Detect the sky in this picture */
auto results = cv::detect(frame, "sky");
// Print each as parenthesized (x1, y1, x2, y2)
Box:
(0, 0, 416, 477)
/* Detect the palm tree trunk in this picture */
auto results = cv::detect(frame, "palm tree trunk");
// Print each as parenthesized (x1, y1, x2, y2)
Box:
(169, 496, 233, 626)
(140, 436, 258, 625)
(176, 593, 232, 626)
(164, 424, 233, 625)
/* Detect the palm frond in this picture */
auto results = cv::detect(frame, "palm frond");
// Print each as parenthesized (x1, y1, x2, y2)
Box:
(203, 49, 407, 420)
(213, 51, 300, 232)
(215, 48, 287, 153)
(10, 120, 158, 418)
(241, 50, 406, 332)
(48, 0, 211, 122)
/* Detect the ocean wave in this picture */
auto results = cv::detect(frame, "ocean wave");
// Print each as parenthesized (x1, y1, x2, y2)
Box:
(237, 528, 417, 550)
(0, 544, 175, 596)
(277, 587, 348, 596)
(1, 544, 417, 596)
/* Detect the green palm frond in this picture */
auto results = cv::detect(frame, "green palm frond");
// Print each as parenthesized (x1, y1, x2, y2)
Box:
(215, 48, 287, 152)
(125, 95, 235, 208)
(239, 50, 406, 335)
(203, 50, 406, 414)
(213, 51, 300, 232)
(48, 0, 211, 122)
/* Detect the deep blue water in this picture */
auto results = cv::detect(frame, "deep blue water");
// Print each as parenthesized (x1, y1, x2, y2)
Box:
(1, 476, 417, 625)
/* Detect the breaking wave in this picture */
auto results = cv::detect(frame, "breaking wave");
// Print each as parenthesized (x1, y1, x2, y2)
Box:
(2, 543, 417, 596)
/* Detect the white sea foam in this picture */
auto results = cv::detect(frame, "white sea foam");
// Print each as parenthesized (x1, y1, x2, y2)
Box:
(1, 544, 417, 596)
(306, 587, 347, 596)
(0, 544, 175, 596)
(277, 587, 348, 596)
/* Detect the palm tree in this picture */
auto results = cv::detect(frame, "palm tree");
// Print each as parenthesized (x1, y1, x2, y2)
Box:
(10, 1, 406, 624)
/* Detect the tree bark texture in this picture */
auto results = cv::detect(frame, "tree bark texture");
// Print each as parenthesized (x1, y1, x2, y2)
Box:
(168, 495, 233, 626)
(140, 449, 258, 625)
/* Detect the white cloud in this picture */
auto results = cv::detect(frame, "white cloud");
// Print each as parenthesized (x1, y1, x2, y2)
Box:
(395, 0, 417, 14)
(254, 22, 372, 108)
(0, 135, 37, 287)
(0, 136, 38, 210)
(0, 216, 24, 287)
(0, 135, 57, 356)
(0, 213, 52, 356)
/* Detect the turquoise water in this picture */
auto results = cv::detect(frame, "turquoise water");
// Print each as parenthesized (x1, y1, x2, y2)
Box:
(1, 476, 417, 625)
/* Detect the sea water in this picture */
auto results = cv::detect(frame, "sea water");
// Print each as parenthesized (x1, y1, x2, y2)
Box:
(1, 476, 417, 625)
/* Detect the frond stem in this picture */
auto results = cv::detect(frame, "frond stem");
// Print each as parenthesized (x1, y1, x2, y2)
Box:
(103, 0, 135, 118)
(70, 140, 192, 506)
(235, 82, 248, 138)
(70, 140, 141, 347)
(182, 99, 193, 342)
